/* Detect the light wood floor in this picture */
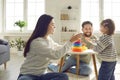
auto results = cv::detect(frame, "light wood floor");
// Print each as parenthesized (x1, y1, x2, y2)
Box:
(0, 52, 120, 80)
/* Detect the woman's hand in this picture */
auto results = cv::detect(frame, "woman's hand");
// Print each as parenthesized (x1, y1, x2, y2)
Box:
(70, 33, 82, 43)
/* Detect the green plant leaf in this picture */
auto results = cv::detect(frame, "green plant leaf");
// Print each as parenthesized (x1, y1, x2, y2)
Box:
(14, 20, 27, 30)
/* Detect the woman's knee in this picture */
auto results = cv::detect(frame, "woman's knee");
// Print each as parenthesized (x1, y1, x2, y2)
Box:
(59, 73, 68, 80)
(17, 76, 33, 80)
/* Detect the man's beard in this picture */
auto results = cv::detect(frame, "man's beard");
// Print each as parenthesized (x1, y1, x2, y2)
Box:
(83, 33, 92, 37)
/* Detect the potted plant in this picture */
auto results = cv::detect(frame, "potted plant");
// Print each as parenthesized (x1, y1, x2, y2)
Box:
(9, 37, 26, 56)
(9, 37, 26, 51)
(14, 20, 27, 32)
(15, 37, 26, 51)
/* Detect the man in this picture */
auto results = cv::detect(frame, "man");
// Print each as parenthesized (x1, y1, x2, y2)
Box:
(48, 21, 97, 76)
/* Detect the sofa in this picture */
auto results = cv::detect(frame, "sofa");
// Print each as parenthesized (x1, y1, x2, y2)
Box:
(0, 39, 10, 69)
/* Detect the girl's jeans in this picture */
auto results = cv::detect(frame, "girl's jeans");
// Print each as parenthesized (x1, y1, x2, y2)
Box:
(17, 72, 68, 80)
(61, 55, 92, 76)
(98, 61, 117, 80)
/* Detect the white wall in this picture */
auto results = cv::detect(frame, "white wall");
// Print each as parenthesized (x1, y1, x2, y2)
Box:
(0, 0, 3, 33)
(45, 0, 120, 54)
(0, 0, 120, 54)
(45, 0, 80, 43)
(113, 33, 120, 54)
(0, 0, 81, 40)
(45, 0, 61, 43)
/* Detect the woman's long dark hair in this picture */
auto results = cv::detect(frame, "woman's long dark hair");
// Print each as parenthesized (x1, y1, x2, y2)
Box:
(24, 14, 53, 57)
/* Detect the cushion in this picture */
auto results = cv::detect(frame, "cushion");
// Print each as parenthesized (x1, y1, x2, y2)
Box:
(0, 39, 8, 45)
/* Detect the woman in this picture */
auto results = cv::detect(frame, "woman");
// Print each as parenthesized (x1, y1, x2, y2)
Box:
(17, 14, 81, 80)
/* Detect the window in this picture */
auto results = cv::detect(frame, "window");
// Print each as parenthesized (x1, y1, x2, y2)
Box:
(5, 0, 45, 32)
(27, 0, 45, 30)
(81, 0, 99, 32)
(5, 0, 24, 31)
(104, 0, 120, 31)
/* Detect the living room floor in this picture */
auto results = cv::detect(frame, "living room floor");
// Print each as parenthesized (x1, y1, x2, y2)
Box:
(0, 52, 120, 80)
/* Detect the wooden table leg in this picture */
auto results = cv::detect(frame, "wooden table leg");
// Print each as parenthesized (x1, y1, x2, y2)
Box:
(4, 63, 6, 70)
(92, 54, 98, 80)
(76, 54, 80, 75)
(59, 57, 65, 72)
